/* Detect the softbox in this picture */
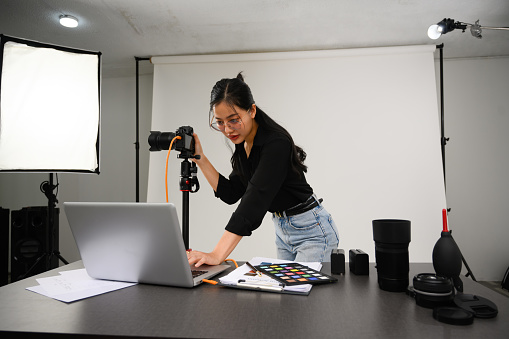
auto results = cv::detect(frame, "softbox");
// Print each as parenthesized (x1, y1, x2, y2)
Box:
(0, 34, 101, 173)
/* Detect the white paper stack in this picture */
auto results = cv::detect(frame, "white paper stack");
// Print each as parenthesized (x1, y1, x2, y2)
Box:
(26, 268, 137, 303)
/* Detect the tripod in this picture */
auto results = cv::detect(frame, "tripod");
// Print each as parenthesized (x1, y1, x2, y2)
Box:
(19, 174, 68, 280)
(178, 156, 200, 250)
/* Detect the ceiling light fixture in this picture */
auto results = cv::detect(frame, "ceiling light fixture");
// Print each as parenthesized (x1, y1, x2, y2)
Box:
(428, 18, 509, 40)
(59, 15, 79, 28)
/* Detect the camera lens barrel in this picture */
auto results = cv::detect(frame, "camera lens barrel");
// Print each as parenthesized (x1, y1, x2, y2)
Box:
(148, 131, 176, 151)
(412, 273, 455, 308)
(373, 219, 411, 292)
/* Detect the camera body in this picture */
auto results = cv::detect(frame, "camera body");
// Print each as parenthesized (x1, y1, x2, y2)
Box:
(148, 126, 195, 158)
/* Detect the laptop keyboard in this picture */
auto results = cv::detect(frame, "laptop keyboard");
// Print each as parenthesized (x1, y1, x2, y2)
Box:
(192, 270, 208, 278)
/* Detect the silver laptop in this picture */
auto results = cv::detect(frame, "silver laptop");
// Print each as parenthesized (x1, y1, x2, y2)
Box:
(63, 202, 229, 287)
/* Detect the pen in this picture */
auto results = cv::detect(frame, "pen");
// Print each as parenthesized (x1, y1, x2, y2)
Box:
(237, 280, 284, 292)
(246, 261, 263, 277)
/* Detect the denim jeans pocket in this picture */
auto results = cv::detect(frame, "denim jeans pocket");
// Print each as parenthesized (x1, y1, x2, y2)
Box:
(287, 209, 321, 231)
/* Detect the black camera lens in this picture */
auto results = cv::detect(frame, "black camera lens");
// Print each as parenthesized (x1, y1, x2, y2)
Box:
(412, 273, 455, 308)
(148, 131, 176, 151)
(373, 219, 411, 292)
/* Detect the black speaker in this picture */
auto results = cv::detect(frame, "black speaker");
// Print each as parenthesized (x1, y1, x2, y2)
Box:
(0, 208, 9, 286)
(10, 206, 59, 282)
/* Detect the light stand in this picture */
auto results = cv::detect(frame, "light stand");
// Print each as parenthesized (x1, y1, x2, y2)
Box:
(134, 56, 151, 202)
(41, 173, 69, 266)
(19, 173, 68, 280)
(436, 44, 476, 282)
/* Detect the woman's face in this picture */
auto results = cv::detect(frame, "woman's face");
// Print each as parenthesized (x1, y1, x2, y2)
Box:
(212, 102, 257, 144)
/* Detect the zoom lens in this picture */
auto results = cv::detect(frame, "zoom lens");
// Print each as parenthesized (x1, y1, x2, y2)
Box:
(148, 131, 176, 151)
(373, 219, 411, 292)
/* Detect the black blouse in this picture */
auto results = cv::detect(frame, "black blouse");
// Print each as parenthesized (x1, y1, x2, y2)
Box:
(215, 127, 313, 236)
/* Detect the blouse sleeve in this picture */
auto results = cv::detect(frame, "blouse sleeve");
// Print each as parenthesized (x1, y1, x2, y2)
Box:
(215, 172, 246, 205)
(225, 135, 291, 236)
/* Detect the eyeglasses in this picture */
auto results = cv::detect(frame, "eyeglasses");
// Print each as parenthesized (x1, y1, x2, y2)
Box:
(210, 108, 250, 132)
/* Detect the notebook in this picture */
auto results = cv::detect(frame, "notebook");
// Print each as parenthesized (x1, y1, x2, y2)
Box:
(63, 202, 229, 287)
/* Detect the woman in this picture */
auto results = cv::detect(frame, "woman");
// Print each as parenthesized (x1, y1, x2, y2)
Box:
(187, 73, 339, 267)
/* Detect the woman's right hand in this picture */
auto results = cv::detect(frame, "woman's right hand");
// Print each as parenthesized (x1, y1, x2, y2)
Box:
(187, 250, 223, 268)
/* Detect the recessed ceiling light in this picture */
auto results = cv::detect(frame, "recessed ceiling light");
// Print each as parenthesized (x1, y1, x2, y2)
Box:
(59, 15, 79, 28)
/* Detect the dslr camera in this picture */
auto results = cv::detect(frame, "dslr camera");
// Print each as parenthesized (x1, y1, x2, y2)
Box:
(148, 126, 197, 159)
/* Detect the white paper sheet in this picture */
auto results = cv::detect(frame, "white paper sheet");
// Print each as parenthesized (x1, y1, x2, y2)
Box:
(26, 268, 137, 303)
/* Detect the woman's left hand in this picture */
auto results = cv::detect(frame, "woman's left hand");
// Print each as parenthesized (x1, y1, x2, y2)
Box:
(192, 133, 204, 162)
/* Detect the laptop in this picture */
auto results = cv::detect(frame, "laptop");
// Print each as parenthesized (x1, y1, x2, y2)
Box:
(63, 202, 229, 287)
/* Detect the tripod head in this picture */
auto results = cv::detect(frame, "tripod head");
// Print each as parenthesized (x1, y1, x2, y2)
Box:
(180, 159, 200, 193)
(40, 180, 58, 206)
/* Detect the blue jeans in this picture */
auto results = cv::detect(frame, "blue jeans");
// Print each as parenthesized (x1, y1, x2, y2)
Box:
(273, 202, 339, 262)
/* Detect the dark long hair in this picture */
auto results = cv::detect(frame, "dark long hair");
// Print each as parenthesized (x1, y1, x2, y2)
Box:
(209, 72, 307, 177)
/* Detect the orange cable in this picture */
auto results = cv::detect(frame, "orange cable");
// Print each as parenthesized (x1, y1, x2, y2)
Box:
(165, 136, 182, 203)
(202, 279, 219, 285)
(224, 259, 239, 268)
(202, 259, 238, 286)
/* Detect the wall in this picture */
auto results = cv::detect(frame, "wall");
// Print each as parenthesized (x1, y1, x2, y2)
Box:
(1, 56, 508, 281)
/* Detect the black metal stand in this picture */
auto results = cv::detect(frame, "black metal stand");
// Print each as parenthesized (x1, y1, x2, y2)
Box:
(436, 44, 476, 282)
(135, 56, 151, 202)
(178, 158, 200, 250)
(20, 174, 68, 279)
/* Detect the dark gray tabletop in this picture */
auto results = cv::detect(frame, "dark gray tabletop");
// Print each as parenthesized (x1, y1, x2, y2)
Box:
(0, 261, 507, 338)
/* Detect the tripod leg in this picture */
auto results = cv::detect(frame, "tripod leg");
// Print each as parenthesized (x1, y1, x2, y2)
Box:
(462, 254, 476, 281)
(18, 253, 47, 280)
(55, 251, 69, 265)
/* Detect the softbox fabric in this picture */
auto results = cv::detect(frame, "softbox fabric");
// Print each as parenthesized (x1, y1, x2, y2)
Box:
(0, 36, 101, 172)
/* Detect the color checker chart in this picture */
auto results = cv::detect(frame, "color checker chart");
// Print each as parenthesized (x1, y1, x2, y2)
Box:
(256, 263, 338, 286)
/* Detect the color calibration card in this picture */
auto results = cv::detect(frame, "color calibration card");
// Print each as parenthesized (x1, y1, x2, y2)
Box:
(256, 263, 338, 286)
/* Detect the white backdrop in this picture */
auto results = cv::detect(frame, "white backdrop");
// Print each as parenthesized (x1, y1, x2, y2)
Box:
(148, 45, 446, 262)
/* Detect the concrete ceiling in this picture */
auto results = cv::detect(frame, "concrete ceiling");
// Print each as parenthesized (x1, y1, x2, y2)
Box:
(1, 0, 508, 77)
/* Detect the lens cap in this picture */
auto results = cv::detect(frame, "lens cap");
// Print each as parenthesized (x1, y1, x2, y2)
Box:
(454, 294, 498, 319)
(433, 306, 474, 325)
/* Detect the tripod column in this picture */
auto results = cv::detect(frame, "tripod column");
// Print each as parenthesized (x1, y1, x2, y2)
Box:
(180, 159, 197, 250)
(182, 191, 190, 250)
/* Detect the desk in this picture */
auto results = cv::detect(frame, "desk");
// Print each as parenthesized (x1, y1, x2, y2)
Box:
(0, 261, 507, 338)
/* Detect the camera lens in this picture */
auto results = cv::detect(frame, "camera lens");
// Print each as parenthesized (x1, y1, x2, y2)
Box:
(148, 131, 175, 151)
(373, 219, 411, 292)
